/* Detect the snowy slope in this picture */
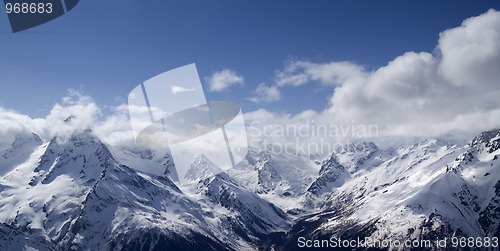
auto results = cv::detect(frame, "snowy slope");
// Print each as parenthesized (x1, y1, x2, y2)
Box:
(227, 148, 320, 213)
(0, 130, 292, 250)
(0, 130, 109, 240)
(277, 129, 500, 250)
(179, 155, 291, 245)
(0, 132, 42, 177)
(0, 223, 53, 251)
(109, 145, 179, 182)
(2, 128, 500, 250)
(58, 161, 232, 250)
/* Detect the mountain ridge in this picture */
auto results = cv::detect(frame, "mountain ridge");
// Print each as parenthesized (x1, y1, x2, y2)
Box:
(0, 128, 499, 250)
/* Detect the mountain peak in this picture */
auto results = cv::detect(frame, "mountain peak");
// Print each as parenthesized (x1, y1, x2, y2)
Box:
(471, 128, 500, 146)
(184, 155, 224, 182)
(35, 130, 115, 184)
(11, 132, 42, 149)
(1, 132, 44, 176)
(335, 141, 378, 154)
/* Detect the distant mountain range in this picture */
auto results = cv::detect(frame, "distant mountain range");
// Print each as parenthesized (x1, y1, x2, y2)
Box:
(1, 128, 499, 250)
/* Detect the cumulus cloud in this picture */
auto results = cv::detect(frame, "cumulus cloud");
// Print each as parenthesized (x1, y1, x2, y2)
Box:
(0, 90, 101, 146)
(0, 89, 180, 149)
(206, 69, 244, 92)
(1, 10, 499, 154)
(439, 9, 500, 89)
(0, 107, 36, 148)
(332, 9, 500, 137)
(248, 83, 281, 103)
(93, 104, 136, 146)
(263, 9, 500, 143)
(276, 60, 365, 87)
(37, 90, 100, 141)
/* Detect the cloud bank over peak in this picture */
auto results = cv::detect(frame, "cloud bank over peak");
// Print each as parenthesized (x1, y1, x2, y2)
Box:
(0, 90, 101, 147)
(254, 9, 500, 142)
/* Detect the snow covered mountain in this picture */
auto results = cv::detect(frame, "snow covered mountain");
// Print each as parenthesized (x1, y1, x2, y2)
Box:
(277, 129, 500, 250)
(0, 130, 290, 250)
(0, 132, 43, 177)
(1, 128, 500, 250)
(227, 148, 319, 213)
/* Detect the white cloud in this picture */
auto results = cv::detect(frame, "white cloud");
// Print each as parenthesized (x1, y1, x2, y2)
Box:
(263, 9, 500, 145)
(438, 9, 500, 89)
(170, 85, 196, 95)
(0, 90, 101, 146)
(206, 69, 244, 92)
(93, 104, 136, 147)
(276, 60, 365, 86)
(248, 83, 281, 103)
(0, 107, 36, 148)
(324, 10, 500, 139)
(34, 90, 101, 142)
(1, 10, 499, 154)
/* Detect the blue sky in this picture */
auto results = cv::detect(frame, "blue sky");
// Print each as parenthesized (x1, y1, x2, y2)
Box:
(0, 1, 499, 118)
